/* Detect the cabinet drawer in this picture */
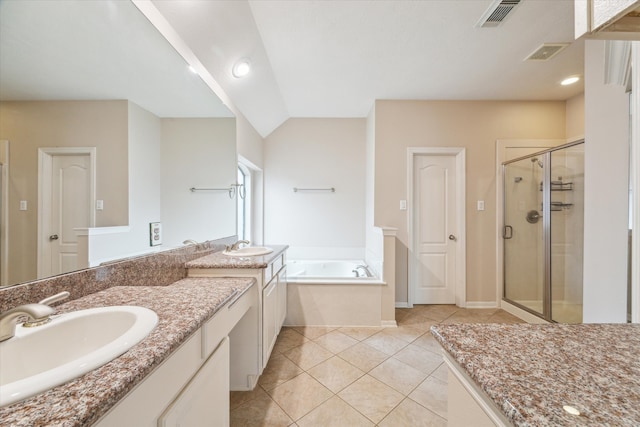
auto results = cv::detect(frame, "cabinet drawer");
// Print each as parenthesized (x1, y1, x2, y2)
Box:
(271, 255, 284, 277)
(263, 254, 284, 287)
(263, 266, 273, 286)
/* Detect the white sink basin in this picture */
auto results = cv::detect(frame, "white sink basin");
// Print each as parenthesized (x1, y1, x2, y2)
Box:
(223, 246, 274, 257)
(0, 305, 158, 407)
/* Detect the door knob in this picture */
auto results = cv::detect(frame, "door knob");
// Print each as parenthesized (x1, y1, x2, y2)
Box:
(449, 234, 456, 241)
(49, 234, 59, 241)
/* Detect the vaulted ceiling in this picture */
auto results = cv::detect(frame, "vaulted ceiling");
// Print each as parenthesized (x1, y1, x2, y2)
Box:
(0, 1, 584, 138)
(153, 0, 584, 137)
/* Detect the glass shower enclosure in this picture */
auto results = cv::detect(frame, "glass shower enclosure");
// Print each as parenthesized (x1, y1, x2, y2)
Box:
(502, 141, 584, 323)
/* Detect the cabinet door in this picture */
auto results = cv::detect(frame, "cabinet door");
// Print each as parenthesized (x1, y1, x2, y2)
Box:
(158, 337, 230, 427)
(276, 267, 287, 331)
(262, 279, 278, 365)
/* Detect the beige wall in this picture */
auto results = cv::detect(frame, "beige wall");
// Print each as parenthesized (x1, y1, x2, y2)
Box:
(0, 100, 129, 285)
(373, 100, 567, 304)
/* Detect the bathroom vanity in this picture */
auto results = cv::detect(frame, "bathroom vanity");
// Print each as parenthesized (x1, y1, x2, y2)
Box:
(0, 242, 288, 426)
(0, 276, 256, 426)
(431, 323, 640, 426)
(186, 245, 288, 387)
(94, 278, 256, 427)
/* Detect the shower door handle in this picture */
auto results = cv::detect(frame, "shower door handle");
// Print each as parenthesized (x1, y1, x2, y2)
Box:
(502, 226, 513, 240)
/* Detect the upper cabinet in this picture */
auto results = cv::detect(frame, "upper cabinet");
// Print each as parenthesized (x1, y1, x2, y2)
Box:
(575, 0, 640, 39)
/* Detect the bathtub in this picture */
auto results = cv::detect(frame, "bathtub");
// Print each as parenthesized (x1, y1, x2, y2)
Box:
(286, 259, 383, 284)
(285, 259, 388, 327)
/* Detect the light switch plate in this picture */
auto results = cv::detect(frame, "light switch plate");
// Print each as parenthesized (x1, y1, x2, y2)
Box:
(477, 200, 485, 211)
(96, 200, 104, 210)
(19, 200, 27, 211)
(400, 200, 407, 210)
(149, 222, 162, 246)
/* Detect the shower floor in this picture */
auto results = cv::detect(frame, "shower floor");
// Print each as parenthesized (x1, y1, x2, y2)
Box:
(513, 300, 582, 323)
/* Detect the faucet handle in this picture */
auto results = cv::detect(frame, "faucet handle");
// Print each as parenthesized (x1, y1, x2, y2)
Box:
(38, 291, 70, 306)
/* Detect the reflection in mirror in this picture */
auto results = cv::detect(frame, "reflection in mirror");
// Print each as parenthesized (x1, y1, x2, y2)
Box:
(0, 0, 237, 288)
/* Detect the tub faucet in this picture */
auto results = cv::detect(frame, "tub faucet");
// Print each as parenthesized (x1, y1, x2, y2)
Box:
(355, 265, 373, 278)
(227, 239, 250, 251)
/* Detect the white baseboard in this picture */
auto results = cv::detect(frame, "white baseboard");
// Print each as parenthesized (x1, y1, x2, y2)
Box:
(381, 320, 398, 327)
(397, 301, 498, 309)
(465, 301, 499, 309)
(500, 300, 549, 324)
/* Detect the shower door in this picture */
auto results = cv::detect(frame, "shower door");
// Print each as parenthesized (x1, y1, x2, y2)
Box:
(503, 156, 547, 317)
(549, 146, 584, 323)
(503, 141, 584, 322)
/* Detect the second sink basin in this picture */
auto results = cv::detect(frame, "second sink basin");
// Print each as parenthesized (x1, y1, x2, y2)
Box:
(0, 305, 158, 407)
(223, 246, 274, 257)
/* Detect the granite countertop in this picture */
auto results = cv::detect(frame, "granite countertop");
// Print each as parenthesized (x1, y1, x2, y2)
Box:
(0, 276, 255, 427)
(431, 323, 640, 426)
(186, 244, 288, 269)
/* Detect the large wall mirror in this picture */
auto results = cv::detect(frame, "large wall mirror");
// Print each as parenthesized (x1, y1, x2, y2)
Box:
(0, 0, 237, 288)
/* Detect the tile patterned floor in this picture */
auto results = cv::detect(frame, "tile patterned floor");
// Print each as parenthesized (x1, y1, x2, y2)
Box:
(230, 305, 524, 426)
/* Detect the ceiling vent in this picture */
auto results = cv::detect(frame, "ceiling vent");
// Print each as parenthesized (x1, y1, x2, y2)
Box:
(476, 0, 522, 28)
(524, 43, 570, 61)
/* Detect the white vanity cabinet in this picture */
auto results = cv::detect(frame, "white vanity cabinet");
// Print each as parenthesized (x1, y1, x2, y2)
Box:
(277, 266, 287, 330)
(262, 277, 278, 364)
(443, 353, 511, 427)
(95, 286, 255, 427)
(262, 265, 287, 364)
(158, 337, 230, 427)
(188, 249, 287, 379)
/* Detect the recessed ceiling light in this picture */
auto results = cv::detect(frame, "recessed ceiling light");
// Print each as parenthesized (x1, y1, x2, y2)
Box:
(561, 75, 580, 86)
(232, 59, 251, 78)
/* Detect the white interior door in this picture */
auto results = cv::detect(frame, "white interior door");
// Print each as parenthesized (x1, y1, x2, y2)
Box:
(45, 154, 91, 276)
(413, 154, 458, 304)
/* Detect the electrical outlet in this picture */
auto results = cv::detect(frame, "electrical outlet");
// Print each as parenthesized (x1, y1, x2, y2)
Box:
(19, 200, 27, 211)
(149, 222, 162, 246)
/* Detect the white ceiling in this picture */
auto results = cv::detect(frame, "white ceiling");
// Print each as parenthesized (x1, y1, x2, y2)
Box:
(153, 0, 584, 137)
(0, 1, 232, 118)
(0, 1, 584, 136)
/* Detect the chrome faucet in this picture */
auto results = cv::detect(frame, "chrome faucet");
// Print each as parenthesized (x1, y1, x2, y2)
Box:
(0, 291, 69, 341)
(227, 239, 250, 251)
(355, 265, 373, 278)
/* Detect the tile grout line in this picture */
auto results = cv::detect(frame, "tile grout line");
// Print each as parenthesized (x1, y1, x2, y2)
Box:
(231, 306, 524, 426)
